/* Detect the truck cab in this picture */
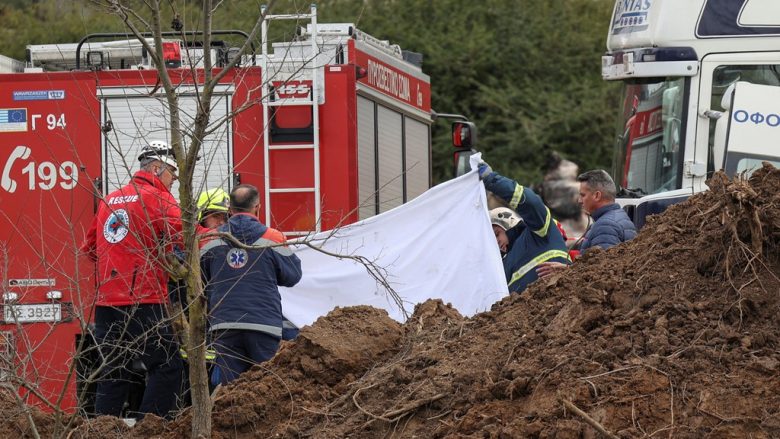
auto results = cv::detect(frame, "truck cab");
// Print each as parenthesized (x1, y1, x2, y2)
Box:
(602, 0, 780, 226)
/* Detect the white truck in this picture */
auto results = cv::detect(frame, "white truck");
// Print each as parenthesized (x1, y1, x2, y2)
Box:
(602, 0, 780, 226)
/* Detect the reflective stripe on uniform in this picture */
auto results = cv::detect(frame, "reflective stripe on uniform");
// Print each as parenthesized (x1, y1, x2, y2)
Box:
(507, 249, 570, 288)
(252, 237, 294, 256)
(200, 238, 228, 257)
(533, 207, 552, 238)
(209, 322, 283, 337)
(201, 236, 293, 257)
(509, 184, 524, 210)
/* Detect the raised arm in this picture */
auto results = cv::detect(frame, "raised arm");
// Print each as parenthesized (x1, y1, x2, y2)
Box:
(482, 169, 554, 239)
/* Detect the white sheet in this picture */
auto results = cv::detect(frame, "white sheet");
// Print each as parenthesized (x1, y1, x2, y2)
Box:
(280, 154, 508, 326)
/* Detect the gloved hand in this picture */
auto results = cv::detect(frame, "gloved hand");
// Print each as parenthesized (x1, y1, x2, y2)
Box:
(477, 161, 493, 180)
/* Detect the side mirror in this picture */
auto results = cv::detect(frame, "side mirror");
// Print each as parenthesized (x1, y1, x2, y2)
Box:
(452, 121, 477, 148)
(452, 121, 478, 177)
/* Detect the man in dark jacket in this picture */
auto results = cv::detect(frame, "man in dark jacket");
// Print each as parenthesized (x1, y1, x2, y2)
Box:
(576, 169, 637, 253)
(200, 184, 302, 384)
(80, 140, 185, 418)
(479, 162, 570, 293)
(537, 169, 638, 278)
(196, 187, 300, 340)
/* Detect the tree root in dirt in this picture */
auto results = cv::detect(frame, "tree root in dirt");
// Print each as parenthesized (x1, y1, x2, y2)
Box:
(562, 399, 620, 439)
(353, 383, 445, 428)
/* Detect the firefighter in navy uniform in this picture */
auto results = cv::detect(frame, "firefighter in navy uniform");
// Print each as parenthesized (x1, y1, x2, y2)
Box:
(479, 161, 571, 293)
(80, 141, 185, 419)
(200, 184, 302, 385)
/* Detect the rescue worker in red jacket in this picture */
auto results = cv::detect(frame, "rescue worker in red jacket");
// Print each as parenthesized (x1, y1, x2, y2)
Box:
(80, 141, 185, 419)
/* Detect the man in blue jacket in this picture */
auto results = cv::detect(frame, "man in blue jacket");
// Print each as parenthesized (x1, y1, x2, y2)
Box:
(200, 184, 302, 384)
(479, 162, 570, 293)
(576, 169, 637, 253)
(537, 169, 637, 278)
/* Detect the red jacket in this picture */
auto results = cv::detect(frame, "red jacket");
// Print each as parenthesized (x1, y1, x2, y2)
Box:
(81, 171, 183, 306)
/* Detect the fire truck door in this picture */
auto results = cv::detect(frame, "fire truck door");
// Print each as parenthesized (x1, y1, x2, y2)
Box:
(0, 77, 100, 411)
(100, 90, 233, 197)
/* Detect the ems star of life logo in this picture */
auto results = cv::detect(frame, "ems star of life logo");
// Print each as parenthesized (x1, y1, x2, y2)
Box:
(103, 209, 130, 243)
(226, 248, 248, 269)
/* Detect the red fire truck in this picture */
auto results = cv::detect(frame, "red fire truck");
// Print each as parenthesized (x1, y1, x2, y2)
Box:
(0, 8, 433, 412)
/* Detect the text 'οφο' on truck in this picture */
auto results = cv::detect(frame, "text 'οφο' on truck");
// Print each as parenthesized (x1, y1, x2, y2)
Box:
(602, 0, 780, 227)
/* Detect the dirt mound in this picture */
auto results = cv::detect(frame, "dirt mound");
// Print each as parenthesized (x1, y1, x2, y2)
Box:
(68, 416, 129, 438)
(4, 165, 779, 438)
(192, 164, 777, 438)
(0, 390, 60, 438)
(204, 305, 404, 438)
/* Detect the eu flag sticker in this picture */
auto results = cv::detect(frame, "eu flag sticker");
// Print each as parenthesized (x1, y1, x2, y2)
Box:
(0, 108, 27, 132)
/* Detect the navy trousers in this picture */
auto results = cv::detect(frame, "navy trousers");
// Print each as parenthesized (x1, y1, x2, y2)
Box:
(211, 329, 279, 385)
(93, 304, 183, 418)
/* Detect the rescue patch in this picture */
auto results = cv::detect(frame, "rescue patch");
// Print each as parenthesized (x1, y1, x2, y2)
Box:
(103, 209, 130, 243)
(226, 248, 248, 269)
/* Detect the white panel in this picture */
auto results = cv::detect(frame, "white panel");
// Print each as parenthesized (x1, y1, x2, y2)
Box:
(740, 0, 780, 25)
(376, 105, 404, 213)
(403, 117, 430, 201)
(102, 94, 231, 199)
(727, 82, 780, 155)
(357, 96, 376, 220)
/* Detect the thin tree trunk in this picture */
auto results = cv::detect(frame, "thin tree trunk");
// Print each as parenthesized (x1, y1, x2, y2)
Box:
(187, 308, 211, 437)
(186, 237, 211, 437)
(184, 167, 211, 434)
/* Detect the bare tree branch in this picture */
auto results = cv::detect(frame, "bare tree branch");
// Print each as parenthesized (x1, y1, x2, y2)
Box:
(198, 230, 408, 320)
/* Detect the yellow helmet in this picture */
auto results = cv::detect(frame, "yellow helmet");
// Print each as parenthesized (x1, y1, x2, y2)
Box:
(197, 188, 229, 221)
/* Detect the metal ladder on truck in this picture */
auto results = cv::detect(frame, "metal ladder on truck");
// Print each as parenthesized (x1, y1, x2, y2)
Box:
(260, 4, 321, 237)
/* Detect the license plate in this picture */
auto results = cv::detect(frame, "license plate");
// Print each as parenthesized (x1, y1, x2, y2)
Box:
(3, 303, 62, 323)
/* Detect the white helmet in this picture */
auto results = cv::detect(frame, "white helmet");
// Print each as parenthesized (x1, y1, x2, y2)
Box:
(138, 140, 177, 172)
(490, 207, 520, 231)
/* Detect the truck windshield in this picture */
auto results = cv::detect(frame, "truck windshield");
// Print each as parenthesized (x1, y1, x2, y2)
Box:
(612, 77, 686, 195)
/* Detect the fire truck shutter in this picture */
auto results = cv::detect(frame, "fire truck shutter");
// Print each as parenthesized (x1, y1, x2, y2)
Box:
(404, 117, 430, 201)
(102, 93, 232, 197)
(357, 96, 377, 219)
(376, 105, 404, 213)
